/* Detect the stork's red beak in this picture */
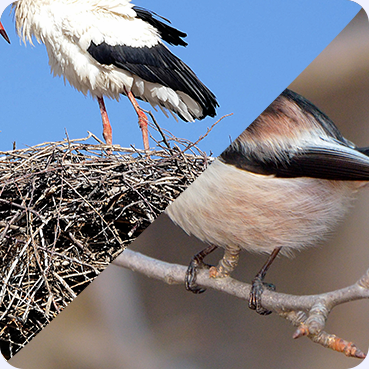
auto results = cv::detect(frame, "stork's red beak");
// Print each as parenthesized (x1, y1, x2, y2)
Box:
(0, 21, 10, 44)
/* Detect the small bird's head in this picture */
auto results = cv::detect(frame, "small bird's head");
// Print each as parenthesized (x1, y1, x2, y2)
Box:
(0, 21, 10, 44)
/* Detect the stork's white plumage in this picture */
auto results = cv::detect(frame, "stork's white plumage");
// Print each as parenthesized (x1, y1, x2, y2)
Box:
(2, 0, 218, 149)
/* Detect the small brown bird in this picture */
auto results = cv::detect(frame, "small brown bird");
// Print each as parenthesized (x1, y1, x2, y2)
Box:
(166, 89, 369, 315)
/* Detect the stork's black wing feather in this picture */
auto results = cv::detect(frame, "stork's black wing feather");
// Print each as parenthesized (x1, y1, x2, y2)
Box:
(133, 6, 188, 47)
(87, 41, 218, 119)
(221, 144, 369, 181)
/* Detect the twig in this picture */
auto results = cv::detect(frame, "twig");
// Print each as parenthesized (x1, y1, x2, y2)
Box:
(183, 114, 233, 152)
(0, 125, 215, 358)
(113, 248, 369, 359)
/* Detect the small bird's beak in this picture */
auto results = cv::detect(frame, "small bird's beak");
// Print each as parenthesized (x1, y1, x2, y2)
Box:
(0, 21, 10, 44)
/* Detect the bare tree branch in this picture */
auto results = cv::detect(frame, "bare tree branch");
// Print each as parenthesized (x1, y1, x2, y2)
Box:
(113, 248, 369, 359)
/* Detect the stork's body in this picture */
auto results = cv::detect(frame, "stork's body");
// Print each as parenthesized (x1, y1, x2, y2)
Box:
(9, 0, 218, 148)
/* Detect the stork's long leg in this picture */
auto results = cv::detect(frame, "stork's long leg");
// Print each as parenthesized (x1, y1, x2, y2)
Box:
(97, 97, 113, 145)
(124, 87, 150, 150)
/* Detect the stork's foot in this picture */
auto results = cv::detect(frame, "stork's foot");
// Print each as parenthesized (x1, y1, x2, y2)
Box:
(102, 126, 113, 146)
(248, 276, 276, 315)
(137, 110, 150, 151)
(125, 88, 150, 150)
(101, 122, 113, 154)
(98, 97, 113, 145)
(97, 96, 113, 154)
(185, 245, 218, 294)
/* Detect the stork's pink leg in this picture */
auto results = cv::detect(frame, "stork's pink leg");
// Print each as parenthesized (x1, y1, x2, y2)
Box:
(124, 87, 150, 150)
(97, 97, 113, 145)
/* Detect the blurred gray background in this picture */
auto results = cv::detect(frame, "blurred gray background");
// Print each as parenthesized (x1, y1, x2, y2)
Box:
(9, 10, 369, 369)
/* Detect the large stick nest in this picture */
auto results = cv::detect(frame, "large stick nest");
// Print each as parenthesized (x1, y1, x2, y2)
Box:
(0, 124, 216, 359)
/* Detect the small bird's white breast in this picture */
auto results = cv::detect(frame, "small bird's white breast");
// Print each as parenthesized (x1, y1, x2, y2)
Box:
(166, 159, 359, 255)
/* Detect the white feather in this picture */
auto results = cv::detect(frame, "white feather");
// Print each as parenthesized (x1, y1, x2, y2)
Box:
(12, 0, 204, 119)
(165, 159, 361, 256)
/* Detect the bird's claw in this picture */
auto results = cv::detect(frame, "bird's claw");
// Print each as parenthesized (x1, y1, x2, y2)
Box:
(248, 276, 276, 315)
(185, 258, 211, 294)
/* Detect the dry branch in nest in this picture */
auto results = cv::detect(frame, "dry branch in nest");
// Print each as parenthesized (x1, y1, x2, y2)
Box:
(0, 119, 221, 359)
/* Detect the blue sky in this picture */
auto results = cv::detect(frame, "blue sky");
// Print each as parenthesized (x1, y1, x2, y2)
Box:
(0, 0, 361, 156)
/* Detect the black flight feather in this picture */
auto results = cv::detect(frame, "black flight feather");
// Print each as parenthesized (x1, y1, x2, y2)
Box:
(221, 89, 369, 181)
(87, 42, 218, 119)
(221, 143, 369, 181)
(133, 6, 188, 47)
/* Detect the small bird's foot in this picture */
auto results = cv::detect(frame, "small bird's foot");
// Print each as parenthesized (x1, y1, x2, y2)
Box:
(209, 265, 230, 279)
(248, 275, 276, 315)
(185, 258, 211, 294)
(185, 245, 218, 294)
(248, 247, 281, 315)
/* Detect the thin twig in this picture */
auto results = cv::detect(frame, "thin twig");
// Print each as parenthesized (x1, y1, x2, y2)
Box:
(0, 121, 220, 358)
(114, 248, 369, 359)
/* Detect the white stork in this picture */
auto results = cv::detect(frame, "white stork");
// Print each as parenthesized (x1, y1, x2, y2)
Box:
(1, 0, 218, 149)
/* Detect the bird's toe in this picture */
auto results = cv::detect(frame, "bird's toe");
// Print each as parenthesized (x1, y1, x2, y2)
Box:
(248, 277, 274, 315)
(185, 257, 210, 294)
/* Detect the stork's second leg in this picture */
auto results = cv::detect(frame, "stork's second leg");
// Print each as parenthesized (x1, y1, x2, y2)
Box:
(124, 87, 150, 150)
(249, 246, 281, 315)
(98, 97, 113, 145)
